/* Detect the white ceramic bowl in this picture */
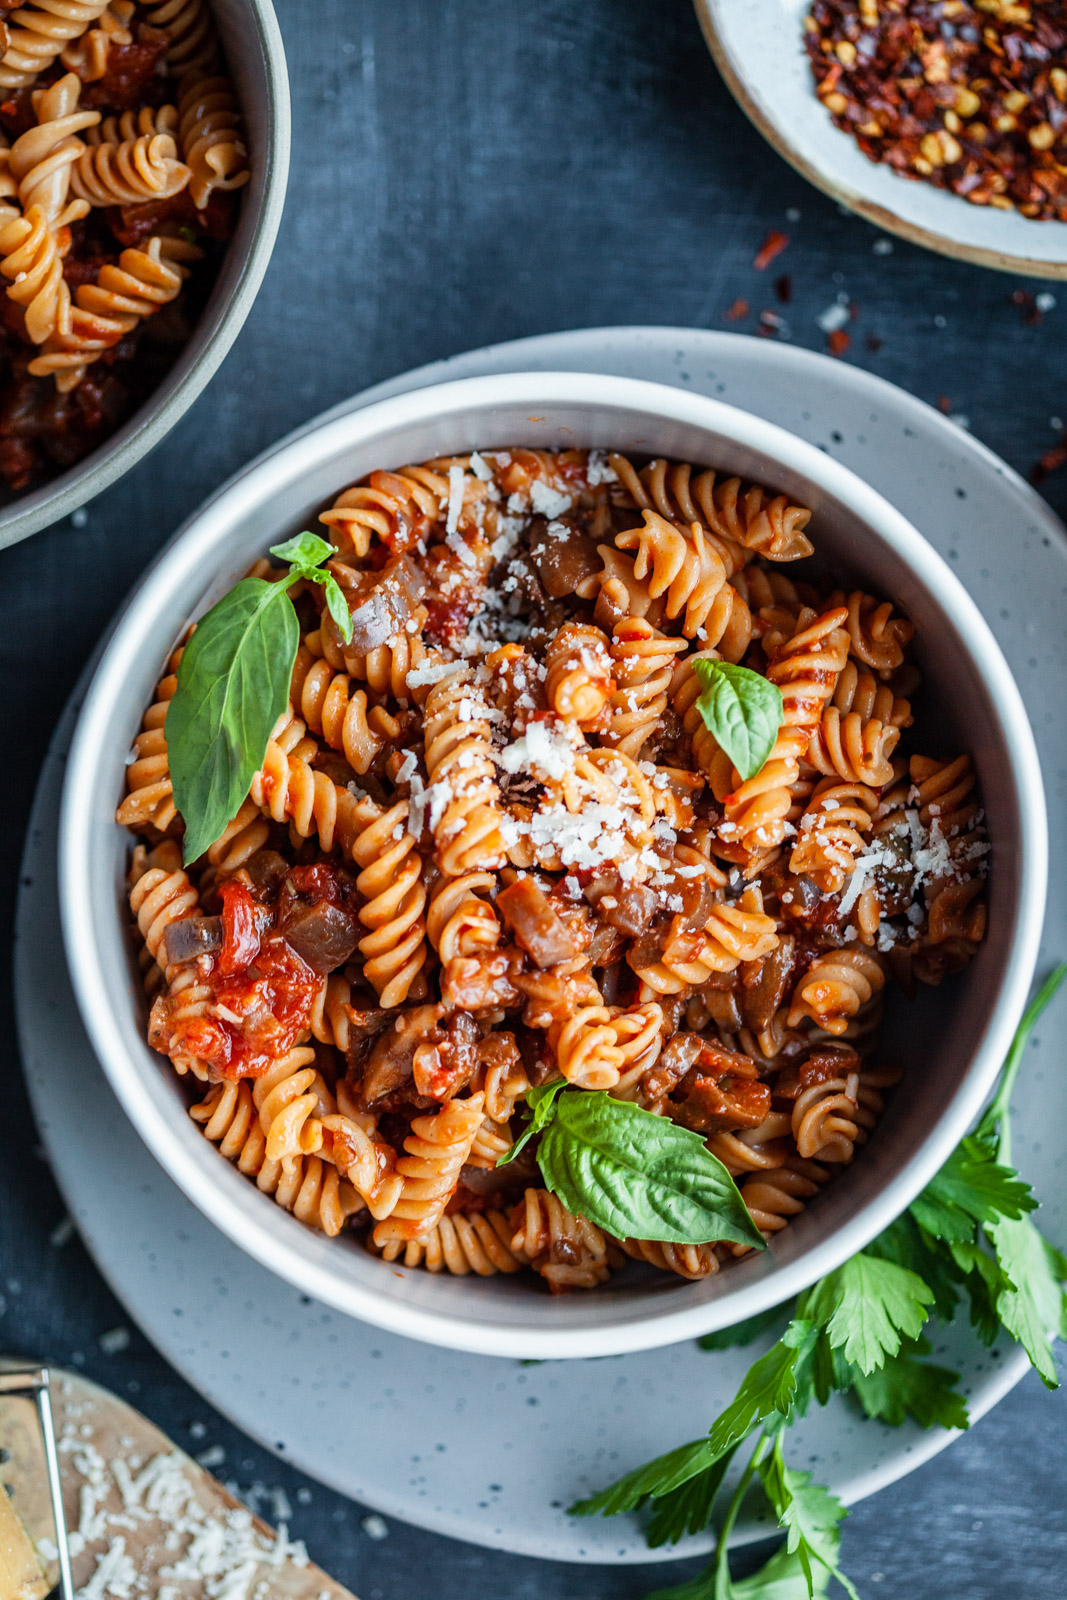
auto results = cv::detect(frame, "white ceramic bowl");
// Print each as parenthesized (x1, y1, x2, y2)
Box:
(695, 0, 1067, 278)
(0, 0, 290, 552)
(59, 370, 1047, 1359)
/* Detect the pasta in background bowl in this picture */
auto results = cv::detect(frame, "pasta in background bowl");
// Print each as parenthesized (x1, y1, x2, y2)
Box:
(58, 371, 1046, 1359)
(0, 0, 289, 550)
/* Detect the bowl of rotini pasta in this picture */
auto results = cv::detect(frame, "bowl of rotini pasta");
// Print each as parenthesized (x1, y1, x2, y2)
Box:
(0, 0, 288, 551)
(59, 370, 1046, 1358)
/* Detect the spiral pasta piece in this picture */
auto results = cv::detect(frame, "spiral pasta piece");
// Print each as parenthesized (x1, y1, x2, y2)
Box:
(318, 464, 450, 559)
(176, 72, 249, 209)
(511, 1187, 616, 1291)
(29, 234, 189, 390)
(789, 778, 878, 895)
(550, 1004, 625, 1090)
(544, 621, 613, 727)
(787, 950, 886, 1035)
(633, 893, 778, 995)
(605, 616, 687, 758)
(609, 452, 814, 566)
(294, 653, 399, 776)
(115, 645, 182, 831)
(10, 71, 100, 226)
(59, 0, 134, 81)
(371, 1092, 486, 1246)
(706, 1111, 793, 1177)
(142, 0, 219, 79)
(734, 1157, 831, 1247)
(348, 797, 429, 1007)
(373, 1210, 527, 1274)
(0, 204, 70, 345)
(0, 0, 112, 89)
(807, 661, 911, 786)
(252, 1047, 326, 1165)
(127, 842, 199, 984)
(792, 1072, 861, 1163)
(426, 871, 500, 963)
(606, 1000, 664, 1096)
(70, 127, 190, 206)
(617, 1237, 720, 1279)
(838, 590, 914, 677)
(615, 510, 752, 656)
(670, 645, 728, 774)
(424, 666, 507, 875)
(909, 753, 980, 838)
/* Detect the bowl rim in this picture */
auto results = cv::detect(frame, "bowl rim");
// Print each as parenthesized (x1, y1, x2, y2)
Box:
(0, 0, 292, 555)
(58, 368, 1048, 1358)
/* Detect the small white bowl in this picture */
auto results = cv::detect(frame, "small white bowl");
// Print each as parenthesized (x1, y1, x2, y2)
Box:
(59, 370, 1047, 1359)
(696, 0, 1067, 278)
(0, 0, 290, 552)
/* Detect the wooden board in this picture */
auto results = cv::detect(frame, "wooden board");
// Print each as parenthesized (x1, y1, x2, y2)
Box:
(0, 1365, 358, 1599)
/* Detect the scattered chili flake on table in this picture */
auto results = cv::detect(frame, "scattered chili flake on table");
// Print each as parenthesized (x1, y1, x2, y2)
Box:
(805, 0, 1067, 221)
(753, 229, 791, 269)
(724, 297, 750, 320)
(827, 327, 852, 355)
(1031, 432, 1067, 482)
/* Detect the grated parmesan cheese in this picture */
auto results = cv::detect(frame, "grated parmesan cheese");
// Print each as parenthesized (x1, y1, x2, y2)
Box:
(529, 480, 573, 518)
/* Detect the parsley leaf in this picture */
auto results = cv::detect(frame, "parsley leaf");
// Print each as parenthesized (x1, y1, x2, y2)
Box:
(801, 1255, 932, 1375)
(708, 1322, 818, 1455)
(569, 1437, 721, 1520)
(732, 1546, 834, 1600)
(758, 1442, 858, 1600)
(646, 1446, 741, 1547)
(910, 1137, 1036, 1241)
(987, 1214, 1066, 1388)
(846, 1337, 969, 1430)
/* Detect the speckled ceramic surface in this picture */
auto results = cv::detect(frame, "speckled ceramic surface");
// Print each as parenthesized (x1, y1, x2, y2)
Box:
(17, 328, 1067, 1563)
(695, 0, 1067, 278)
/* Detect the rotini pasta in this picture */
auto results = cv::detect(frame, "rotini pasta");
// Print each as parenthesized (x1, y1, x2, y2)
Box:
(0, 0, 249, 491)
(118, 446, 988, 1287)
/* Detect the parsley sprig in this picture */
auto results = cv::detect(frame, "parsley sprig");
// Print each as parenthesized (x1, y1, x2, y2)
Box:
(572, 965, 1067, 1598)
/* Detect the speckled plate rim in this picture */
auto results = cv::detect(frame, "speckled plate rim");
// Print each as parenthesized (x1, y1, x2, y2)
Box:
(17, 326, 1067, 1562)
(694, 0, 1067, 280)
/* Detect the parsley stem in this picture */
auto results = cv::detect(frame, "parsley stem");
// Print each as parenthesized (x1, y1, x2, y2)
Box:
(982, 964, 1067, 1161)
(711, 1429, 772, 1592)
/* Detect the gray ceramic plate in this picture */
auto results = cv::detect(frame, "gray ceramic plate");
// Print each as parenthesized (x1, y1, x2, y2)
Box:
(16, 327, 1067, 1562)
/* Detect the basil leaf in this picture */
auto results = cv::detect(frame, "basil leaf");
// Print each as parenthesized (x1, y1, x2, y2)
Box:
(536, 1092, 765, 1249)
(166, 577, 298, 864)
(270, 531, 336, 569)
(495, 1078, 566, 1168)
(321, 572, 355, 645)
(692, 659, 782, 781)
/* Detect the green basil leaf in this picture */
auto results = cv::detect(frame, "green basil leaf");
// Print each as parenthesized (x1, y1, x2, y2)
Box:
(692, 659, 782, 781)
(321, 573, 354, 645)
(536, 1092, 765, 1249)
(495, 1079, 567, 1168)
(166, 578, 298, 864)
(269, 531, 336, 570)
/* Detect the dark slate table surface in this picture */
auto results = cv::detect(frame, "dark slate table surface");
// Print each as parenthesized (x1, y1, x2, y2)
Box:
(3, 2, 1066, 1595)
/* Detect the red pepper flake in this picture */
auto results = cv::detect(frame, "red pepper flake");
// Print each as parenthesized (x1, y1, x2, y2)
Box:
(865, 335, 884, 353)
(1031, 436, 1067, 486)
(805, 0, 1067, 224)
(774, 273, 793, 304)
(724, 297, 749, 322)
(753, 230, 790, 271)
(757, 310, 788, 338)
(1011, 289, 1043, 327)
(937, 396, 952, 415)
(827, 329, 850, 357)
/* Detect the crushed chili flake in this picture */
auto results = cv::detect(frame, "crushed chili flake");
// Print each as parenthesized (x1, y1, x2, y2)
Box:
(753, 229, 791, 271)
(1011, 288, 1044, 325)
(806, 1, 1067, 222)
(865, 334, 884, 352)
(1031, 434, 1067, 484)
(827, 328, 851, 357)
(937, 395, 952, 414)
(757, 309, 790, 338)
(774, 272, 793, 303)
(724, 297, 750, 321)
